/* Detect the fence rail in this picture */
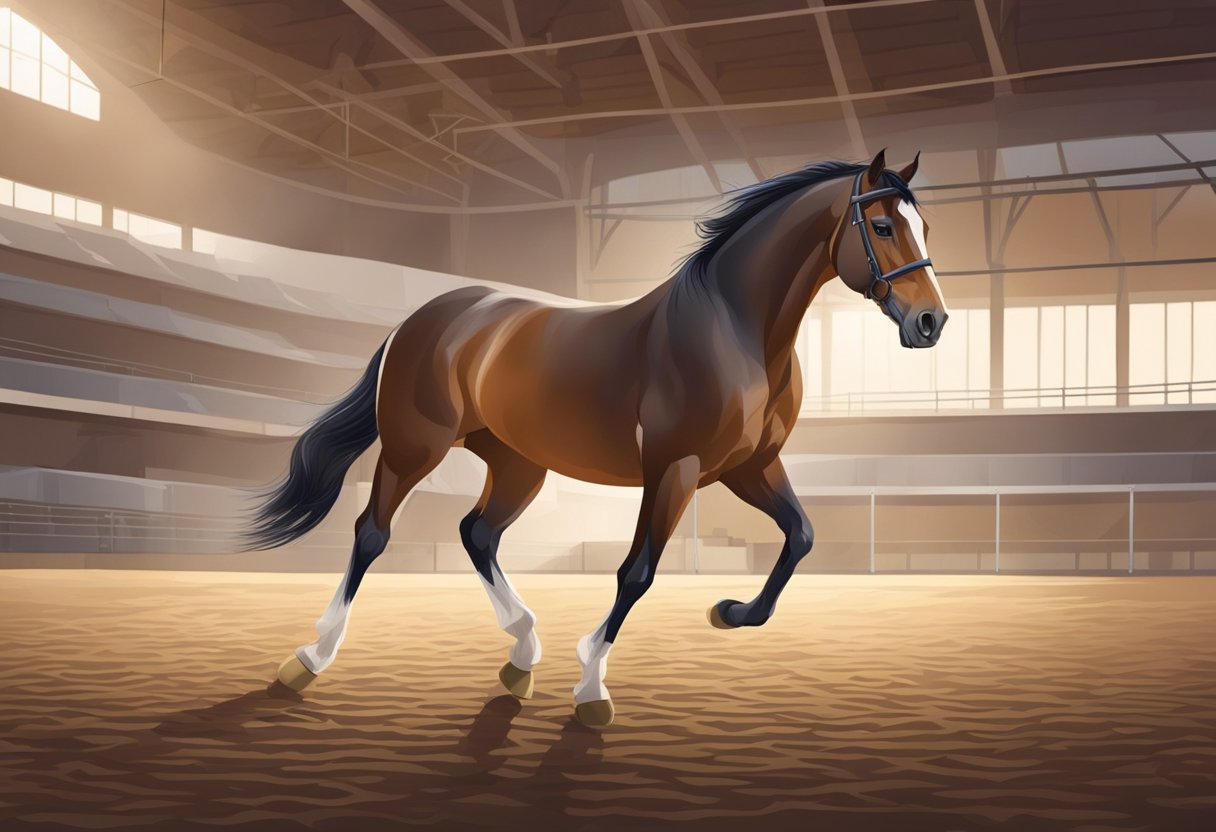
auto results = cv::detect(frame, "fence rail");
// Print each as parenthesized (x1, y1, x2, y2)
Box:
(801, 379, 1216, 416)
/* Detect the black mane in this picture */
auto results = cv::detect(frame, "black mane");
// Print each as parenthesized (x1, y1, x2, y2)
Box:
(676, 160, 916, 288)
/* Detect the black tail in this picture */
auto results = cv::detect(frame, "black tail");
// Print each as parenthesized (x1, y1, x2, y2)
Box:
(244, 342, 386, 550)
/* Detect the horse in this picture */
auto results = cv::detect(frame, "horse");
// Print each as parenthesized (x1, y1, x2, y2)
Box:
(247, 149, 948, 728)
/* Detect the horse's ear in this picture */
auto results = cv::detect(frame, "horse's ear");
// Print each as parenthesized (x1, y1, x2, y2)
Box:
(898, 151, 921, 182)
(866, 148, 887, 186)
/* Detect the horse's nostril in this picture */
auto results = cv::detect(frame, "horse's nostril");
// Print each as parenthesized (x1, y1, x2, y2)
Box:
(917, 311, 936, 339)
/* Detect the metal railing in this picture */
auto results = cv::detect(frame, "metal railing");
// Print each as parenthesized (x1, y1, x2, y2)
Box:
(801, 379, 1216, 416)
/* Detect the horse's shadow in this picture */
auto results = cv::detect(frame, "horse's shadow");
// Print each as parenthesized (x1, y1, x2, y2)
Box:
(151, 681, 605, 777)
(152, 680, 305, 741)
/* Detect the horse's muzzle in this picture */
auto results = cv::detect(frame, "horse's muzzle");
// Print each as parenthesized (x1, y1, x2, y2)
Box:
(900, 309, 947, 349)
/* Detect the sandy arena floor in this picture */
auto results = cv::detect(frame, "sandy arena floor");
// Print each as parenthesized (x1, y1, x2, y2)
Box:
(1, 570, 1215, 831)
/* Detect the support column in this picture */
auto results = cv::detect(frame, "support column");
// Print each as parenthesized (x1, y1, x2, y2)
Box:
(990, 272, 1005, 408)
(869, 490, 876, 574)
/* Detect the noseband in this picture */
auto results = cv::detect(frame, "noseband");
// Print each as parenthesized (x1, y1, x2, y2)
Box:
(847, 170, 933, 325)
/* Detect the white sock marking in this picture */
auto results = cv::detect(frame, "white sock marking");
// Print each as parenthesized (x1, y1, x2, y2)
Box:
(574, 615, 613, 704)
(296, 572, 353, 674)
(479, 570, 541, 670)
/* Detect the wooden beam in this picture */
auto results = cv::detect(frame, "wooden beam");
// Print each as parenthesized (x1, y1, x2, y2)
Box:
(354, 0, 945, 72)
(314, 81, 562, 201)
(623, 0, 721, 193)
(443, 0, 564, 88)
(109, 0, 465, 195)
(633, 0, 764, 182)
(807, 0, 865, 157)
(92, 44, 461, 205)
(453, 49, 1216, 134)
(342, 0, 571, 197)
(973, 0, 1012, 95)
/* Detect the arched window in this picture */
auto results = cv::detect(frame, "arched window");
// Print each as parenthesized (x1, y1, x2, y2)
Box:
(0, 8, 99, 120)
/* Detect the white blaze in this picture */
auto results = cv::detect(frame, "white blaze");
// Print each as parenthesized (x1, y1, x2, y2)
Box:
(897, 200, 949, 314)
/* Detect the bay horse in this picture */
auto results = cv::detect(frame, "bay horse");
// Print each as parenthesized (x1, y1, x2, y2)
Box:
(248, 150, 947, 728)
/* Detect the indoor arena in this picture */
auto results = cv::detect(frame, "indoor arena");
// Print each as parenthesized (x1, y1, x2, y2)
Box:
(2, 2, 1215, 830)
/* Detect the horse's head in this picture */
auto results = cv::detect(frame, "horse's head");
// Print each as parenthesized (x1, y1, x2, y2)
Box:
(831, 149, 948, 349)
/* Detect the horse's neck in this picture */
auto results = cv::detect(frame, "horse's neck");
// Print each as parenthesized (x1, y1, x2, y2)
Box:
(708, 179, 845, 368)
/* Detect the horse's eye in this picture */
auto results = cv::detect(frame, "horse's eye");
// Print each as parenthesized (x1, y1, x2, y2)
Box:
(872, 218, 893, 238)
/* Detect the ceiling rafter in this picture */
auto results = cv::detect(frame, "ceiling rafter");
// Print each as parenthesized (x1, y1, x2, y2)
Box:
(451, 49, 1216, 135)
(623, 0, 722, 193)
(633, 0, 764, 183)
(313, 81, 563, 201)
(342, 0, 571, 198)
(93, 43, 461, 205)
(110, 0, 466, 199)
(442, 0, 565, 89)
(807, 0, 865, 157)
(348, 0, 943, 73)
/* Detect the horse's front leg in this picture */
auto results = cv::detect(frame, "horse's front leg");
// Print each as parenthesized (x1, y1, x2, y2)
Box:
(574, 454, 700, 727)
(709, 457, 813, 629)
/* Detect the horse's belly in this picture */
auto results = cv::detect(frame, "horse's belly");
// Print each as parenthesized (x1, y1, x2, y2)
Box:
(484, 402, 644, 486)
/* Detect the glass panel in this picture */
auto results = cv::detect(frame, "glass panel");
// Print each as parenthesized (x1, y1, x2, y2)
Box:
(11, 50, 39, 98)
(967, 308, 990, 396)
(75, 199, 102, 226)
(1088, 305, 1116, 405)
(1129, 303, 1165, 404)
(0, 9, 11, 48)
(1195, 302, 1216, 404)
(1064, 305, 1087, 393)
(1004, 306, 1038, 407)
(112, 208, 128, 232)
(123, 210, 183, 249)
(797, 316, 822, 402)
(69, 80, 99, 120)
(0, 177, 12, 206)
(69, 59, 94, 86)
(52, 192, 74, 219)
(10, 12, 38, 58)
(13, 182, 52, 214)
(41, 64, 68, 110)
(830, 308, 864, 407)
(1039, 305, 1064, 405)
(40, 33, 67, 72)
(0, 45, 9, 90)
(1166, 302, 1192, 403)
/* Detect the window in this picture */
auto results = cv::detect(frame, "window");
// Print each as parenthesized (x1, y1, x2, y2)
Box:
(0, 8, 100, 120)
(1005, 304, 1116, 408)
(1130, 301, 1216, 406)
(801, 299, 989, 413)
(113, 208, 182, 249)
(0, 175, 101, 225)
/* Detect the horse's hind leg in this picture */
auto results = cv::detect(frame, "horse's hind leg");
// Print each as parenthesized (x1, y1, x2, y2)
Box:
(460, 430, 547, 699)
(275, 449, 442, 691)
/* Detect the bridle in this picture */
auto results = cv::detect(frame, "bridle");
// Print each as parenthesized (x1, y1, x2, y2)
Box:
(845, 169, 933, 325)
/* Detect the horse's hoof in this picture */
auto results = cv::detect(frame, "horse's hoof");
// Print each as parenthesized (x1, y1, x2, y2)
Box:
(575, 698, 615, 728)
(707, 599, 740, 630)
(276, 654, 317, 692)
(498, 661, 535, 699)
